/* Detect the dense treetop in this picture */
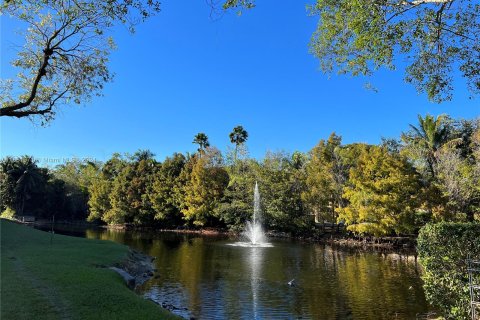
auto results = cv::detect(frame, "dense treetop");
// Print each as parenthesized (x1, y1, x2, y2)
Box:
(2, 118, 479, 235)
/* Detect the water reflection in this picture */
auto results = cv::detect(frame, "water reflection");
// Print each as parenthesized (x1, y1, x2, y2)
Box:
(249, 247, 262, 319)
(37, 225, 431, 319)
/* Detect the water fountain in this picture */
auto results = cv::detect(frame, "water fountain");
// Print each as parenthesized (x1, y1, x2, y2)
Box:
(244, 182, 266, 245)
(229, 182, 272, 247)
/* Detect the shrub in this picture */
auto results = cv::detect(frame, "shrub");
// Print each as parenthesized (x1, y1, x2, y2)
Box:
(417, 222, 480, 319)
(0, 207, 16, 219)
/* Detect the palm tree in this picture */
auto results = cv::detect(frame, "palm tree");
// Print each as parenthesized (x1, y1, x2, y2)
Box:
(229, 125, 248, 162)
(0, 157, 17, 210)
(9, 156, 43, 216)
(133, 149, 155, 162)
(403, 114, 453, 178)
(193, 133, 210, 155)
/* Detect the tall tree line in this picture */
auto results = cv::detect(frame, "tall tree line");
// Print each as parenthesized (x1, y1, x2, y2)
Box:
(2, 119, 479, 236)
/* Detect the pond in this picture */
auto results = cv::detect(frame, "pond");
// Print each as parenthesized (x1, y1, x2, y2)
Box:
(40, 225, 432, 319)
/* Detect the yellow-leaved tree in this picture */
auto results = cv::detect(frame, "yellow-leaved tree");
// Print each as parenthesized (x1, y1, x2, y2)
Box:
(337, 145, 422, 236)
(181, 148, 229, 226)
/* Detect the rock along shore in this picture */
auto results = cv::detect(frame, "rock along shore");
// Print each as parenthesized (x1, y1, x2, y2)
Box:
(110, 249, 156, 290)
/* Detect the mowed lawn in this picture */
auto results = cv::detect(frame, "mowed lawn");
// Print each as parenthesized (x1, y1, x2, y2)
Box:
(0, 219, 179, 320)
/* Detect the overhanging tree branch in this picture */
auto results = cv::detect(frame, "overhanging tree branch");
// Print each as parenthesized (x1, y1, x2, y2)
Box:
(0, 0, 160, 122)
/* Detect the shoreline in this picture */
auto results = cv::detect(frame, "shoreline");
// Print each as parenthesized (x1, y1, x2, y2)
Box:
(1, 219, 180, 319)
(27, 218, 418, 252)
(110, 249, 156, 290)
(6, 218, 177, 316)
(103, 224, 417, 251)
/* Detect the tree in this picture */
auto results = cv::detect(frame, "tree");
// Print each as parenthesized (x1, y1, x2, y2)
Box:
(218, 134, 255, 230)
(433, 119, 480, 222)
(45, 178, 67, 219)
(222, 0, 255, 10)
(418, 222, 480, 319)
(0, 157, 18, 212)
(229, 125, 248, 162)
(133, 149, 156, 162)
(473, 125, 480, 195)
(337, 145, 423, 236)
(402, 114, 454, 178)
(193, 132, 210, 154)
(11, 156, 46, 216)
(302, 133, 346, 224)
(217, 158, 257, 230)
(310, 0, 480, 102)
(54, 159, 100, 220)
(256, 151, 309, 233)
(105, 156, 157, 225)
(181, 148, 229, 226)
(102, 153, 128, 180)
(224, 1, 479, 102)
(87, 153, 127, 222)
(0, 0, 160, 122)
(87, 174, 111, 222)
(435, 147, 479, 221)
(149, 153, 186, 226)
(0, 156, 49, 217)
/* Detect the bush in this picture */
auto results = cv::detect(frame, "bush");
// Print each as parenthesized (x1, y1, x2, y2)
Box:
(417, 222, 480, 319)
(0, 207, 16, 219)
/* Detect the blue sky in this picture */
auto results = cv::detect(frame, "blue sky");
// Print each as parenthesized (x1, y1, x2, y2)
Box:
(1, 0, 478, 166)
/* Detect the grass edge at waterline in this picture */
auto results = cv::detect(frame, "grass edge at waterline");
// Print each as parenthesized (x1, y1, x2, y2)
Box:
(0, 219, 179, 320)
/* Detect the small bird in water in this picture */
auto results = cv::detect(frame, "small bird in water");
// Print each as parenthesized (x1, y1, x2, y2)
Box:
(288, 279, 295, 286)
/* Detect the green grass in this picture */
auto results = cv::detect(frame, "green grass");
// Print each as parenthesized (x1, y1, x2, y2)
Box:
(0, 219, 179, 320)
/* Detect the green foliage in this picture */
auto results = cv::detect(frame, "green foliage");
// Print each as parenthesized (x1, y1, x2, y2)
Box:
(308, 0, 480, 102)
(105, 157, 157, 225)
(257, 151, 310, 233)
(222, 0, 255, 10)
(218, 129, 255, 230)
(229, 125, 249, 146)
(0, 207, 16, 219)
(417, 222, 480, 319)
(149, 153, 186, 226)
(218, 158, 258, 231)
(302, 133, 345, 224)
(87, 176, 112, 222)
(193, 132, 210, 154)
(402, 116, 480, 222)
(1, 114, 478, 241)
(224, 1, 479, 102)
(229, 125, 249, 163)
(0, 0, 160, 121)
(402, 114, 454, 178)
(435, 147, 480, 222)
(54, 160, 101, 220)
(337, 145, 422, 236)
(181, 149, 229, 226)
(0, 155, 53, 218)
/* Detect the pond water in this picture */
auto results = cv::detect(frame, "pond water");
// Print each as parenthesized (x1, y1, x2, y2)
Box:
(39, 225, 431, 319)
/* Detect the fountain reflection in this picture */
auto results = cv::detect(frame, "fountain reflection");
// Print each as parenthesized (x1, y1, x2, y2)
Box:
(249, 246, 262, 320)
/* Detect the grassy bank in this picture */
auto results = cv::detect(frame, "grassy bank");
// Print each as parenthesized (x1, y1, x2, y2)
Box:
(0, 219, 178, 320)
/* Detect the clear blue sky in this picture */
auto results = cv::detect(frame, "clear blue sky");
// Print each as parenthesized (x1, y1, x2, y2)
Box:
(1, 0, 478, 166)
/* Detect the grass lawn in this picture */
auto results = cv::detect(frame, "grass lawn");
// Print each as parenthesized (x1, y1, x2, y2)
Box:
(0, 219, 179, 319)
